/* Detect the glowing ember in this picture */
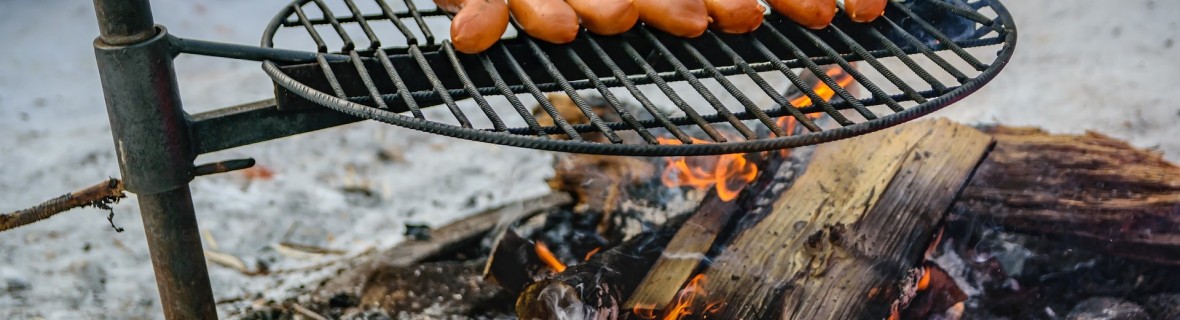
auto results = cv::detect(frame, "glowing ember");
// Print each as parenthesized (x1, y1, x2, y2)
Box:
(583, 247, 601, 261)
(534, 241, 566, 273)
(633, 274, 718, 320)
(658, 138, 758, 202)
(917, 265, 932, 291)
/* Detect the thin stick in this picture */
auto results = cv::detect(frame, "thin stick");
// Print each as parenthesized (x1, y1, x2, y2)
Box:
(287, 302, 330, 320)
(0, 178, 126, 232)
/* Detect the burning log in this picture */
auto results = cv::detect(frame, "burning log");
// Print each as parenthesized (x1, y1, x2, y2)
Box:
(514, 119, 993, 319)
(622, 68, 847, 311)
(623, 187, 745, 311)
(515, 212, 694, 320)
(625, 150, 772, 311)
(701, 119, 993, 319)
(953, 126, 1180, 265)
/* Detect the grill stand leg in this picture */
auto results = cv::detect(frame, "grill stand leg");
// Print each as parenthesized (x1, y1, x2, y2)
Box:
(92, 0, 217, 318)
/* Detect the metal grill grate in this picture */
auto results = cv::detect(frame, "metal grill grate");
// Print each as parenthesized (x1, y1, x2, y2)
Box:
(261, 0, 1016, 156)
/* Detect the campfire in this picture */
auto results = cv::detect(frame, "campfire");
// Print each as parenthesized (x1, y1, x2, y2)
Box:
(216, 58, 1180, 319)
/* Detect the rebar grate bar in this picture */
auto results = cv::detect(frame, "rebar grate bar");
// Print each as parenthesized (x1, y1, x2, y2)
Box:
(637, 29, 758, 139)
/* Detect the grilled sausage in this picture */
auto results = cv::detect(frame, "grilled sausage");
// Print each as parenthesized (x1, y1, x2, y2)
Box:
(844, 0, 886, 23)
(566, 0, 639, 36)
(434, 0, 465, 13)
(509, 0, 580, 44)
(444, 0, 511, 53)
(634, 0, 710, 38)
(766, 0, 836, 30)
(704, 0, 765, 34)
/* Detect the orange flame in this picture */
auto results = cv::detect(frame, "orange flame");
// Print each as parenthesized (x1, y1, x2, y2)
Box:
(787, 67, 854, 109)
(658, 138, 757, 202)
(775, 67, 855, 157)
(534, 241, 566, 273)
(633, 274, 718, 320)
(888, 305, 901, 320)
(889, 265, 933, 320)
(659, 67, 855, 201)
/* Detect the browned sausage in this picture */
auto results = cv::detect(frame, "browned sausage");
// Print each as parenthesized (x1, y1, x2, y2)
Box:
(704, 0, 765, 34)
(434, 0, 466, 13)
(634, 0, 710, 38)
(844, 0, 886, 23)
(509, 0, 580, 44)
(766, 0, 836, 30)
(566, 0, 639, 36)
(443, 0, 511, 53)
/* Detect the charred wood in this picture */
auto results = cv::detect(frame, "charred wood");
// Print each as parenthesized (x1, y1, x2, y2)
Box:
(515, 212, 693, 320)
(953, 126, 1180, 265)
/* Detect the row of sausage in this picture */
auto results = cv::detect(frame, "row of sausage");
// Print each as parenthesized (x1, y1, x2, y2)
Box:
(437, 0, 888, 54)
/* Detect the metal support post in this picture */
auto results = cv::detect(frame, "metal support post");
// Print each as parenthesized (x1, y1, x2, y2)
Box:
(92, 0, 217, 318)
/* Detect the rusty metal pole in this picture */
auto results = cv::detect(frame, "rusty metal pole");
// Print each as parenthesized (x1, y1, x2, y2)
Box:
(91, 0, 217, 318)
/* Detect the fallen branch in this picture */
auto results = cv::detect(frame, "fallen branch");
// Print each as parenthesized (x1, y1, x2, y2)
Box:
(0, 177, 126, 232)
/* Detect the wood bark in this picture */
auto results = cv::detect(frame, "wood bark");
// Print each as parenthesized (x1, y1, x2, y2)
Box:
(953, 126, 1180, 265)
(701, 119, 993, 319)
(0, 178, 125, 232)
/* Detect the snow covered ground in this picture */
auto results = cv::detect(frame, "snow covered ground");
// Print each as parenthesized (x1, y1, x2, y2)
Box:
(0, 0, 1176, 319)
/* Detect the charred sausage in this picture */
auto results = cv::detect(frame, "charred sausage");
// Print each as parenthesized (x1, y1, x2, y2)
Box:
(634, 0, 710, 38)
(509, 0, 580, 44)
(704, 0, 765, 34)
(766, 0, 836, 30)
(442, 0, 511, 53)
(566, 0, 639, 36)
(843, 0, 886, 23)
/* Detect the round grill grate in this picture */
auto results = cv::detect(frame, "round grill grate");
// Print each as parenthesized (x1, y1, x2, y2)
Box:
(261, 0, 1016, 156)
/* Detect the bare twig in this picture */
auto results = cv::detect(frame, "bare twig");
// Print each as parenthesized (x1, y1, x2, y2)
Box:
(0, 178, 126, 233)
(287, 302, 330, 320)
(204, 250, 262, 275)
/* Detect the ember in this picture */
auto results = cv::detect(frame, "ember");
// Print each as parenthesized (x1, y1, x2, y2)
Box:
(534, 241, 566, 273)
(583, 247, 601, 261)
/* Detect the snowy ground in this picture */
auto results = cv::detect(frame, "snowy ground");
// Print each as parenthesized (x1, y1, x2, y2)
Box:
(0, 0, 1177, 319)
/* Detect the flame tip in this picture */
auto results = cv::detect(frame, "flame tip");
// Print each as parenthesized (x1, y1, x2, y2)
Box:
(534, 241, 567, 273)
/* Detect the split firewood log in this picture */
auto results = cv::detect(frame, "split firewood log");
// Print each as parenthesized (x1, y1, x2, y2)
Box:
(953, 126, 1180, 265)
(699, 119, 992, 319)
